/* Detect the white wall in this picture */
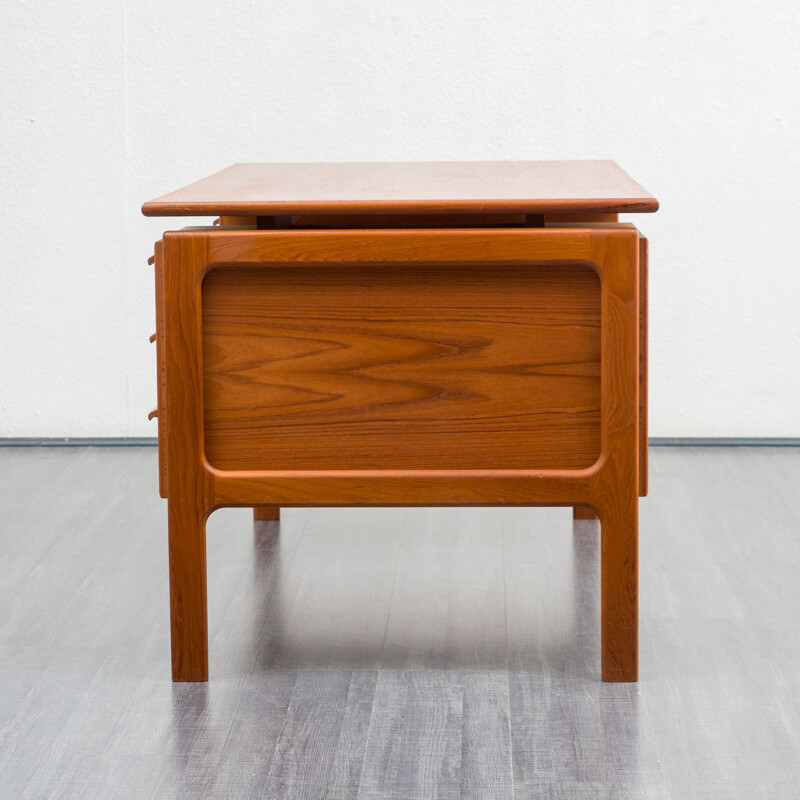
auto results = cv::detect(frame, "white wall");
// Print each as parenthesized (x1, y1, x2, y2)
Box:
(2, 1, 799, 438)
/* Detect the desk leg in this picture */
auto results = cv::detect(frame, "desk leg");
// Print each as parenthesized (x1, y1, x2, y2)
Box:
(168, 499, 209, 681)
(599, 490, 638, 681)
(163, 233, 211, 681)
(573, 506, 598, 520)
(253, 506, 280, 522)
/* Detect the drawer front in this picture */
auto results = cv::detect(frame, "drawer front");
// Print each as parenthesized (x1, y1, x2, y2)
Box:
(154, 239, 168, 497)
(201, 261, 601, 472)
(639, 233, 648, 497)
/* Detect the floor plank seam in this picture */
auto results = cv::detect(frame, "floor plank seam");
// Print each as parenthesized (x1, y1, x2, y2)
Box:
(354, 508, 406, 799)
(500, 513, 517, 800)
(637, 683, 672, 799)
(3, 449, 800, 797)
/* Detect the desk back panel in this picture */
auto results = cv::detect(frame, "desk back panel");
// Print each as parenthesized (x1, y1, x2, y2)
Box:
(201, 262, 601, 471)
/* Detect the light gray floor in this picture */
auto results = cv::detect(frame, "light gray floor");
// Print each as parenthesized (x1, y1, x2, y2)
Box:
(1, 447, 799, 798)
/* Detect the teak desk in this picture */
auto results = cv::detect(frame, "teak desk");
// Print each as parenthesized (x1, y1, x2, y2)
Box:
(142, 161, 657, 682)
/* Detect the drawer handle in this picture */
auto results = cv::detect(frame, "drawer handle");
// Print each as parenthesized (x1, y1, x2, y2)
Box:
(148, 407, 158, 420)
(149, 332, 157, 343)
(147, 254, 155, 265)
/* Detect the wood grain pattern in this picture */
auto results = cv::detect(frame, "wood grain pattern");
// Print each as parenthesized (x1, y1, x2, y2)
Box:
(253, 505, 280, 521)
(142, 160, 658, 218)
(639, 234, 649, 497)
(600, 483, 638, 681)
(573, 506, 598, 520)
(528, 218, 646, 499)
(288, 212, 528, 228)
(154, 225, 642, 682)
(153, 239, 167, 499)
(593, 232, 640, 682)
(163, 234, 211, 681)
(218, 215, 257, 226)
(546, 212, 619, 224)
(218, 212, 616, 230)
(202, 262, 601, 472)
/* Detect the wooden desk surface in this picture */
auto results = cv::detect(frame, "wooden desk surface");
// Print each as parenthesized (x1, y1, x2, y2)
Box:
(142, 160, 658, 217)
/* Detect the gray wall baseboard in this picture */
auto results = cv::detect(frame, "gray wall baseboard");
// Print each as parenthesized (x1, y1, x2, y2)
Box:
(1, 437, 799, 447)
(0, 437, 159, 446)
(649, 437, 800, 447)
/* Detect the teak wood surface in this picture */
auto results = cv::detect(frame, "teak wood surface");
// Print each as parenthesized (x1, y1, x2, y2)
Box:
(146, 161, 654, 685)
(201, 261, 601, 472)
(142, 160, 658, 218)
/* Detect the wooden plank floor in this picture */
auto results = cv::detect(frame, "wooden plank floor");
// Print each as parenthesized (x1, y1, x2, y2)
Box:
(0, 446, 799, 798)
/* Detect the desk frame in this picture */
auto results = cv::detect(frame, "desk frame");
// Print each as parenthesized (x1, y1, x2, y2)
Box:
(153, 224, 646, 682)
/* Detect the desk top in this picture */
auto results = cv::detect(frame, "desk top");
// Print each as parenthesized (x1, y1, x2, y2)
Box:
(142, 160, 658, 217)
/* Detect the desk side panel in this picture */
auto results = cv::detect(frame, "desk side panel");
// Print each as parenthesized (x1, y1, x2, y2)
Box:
(201, 261, 601, 472)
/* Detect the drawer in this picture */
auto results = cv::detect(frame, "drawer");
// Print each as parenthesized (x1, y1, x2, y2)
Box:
(153, 240, 168, 498)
